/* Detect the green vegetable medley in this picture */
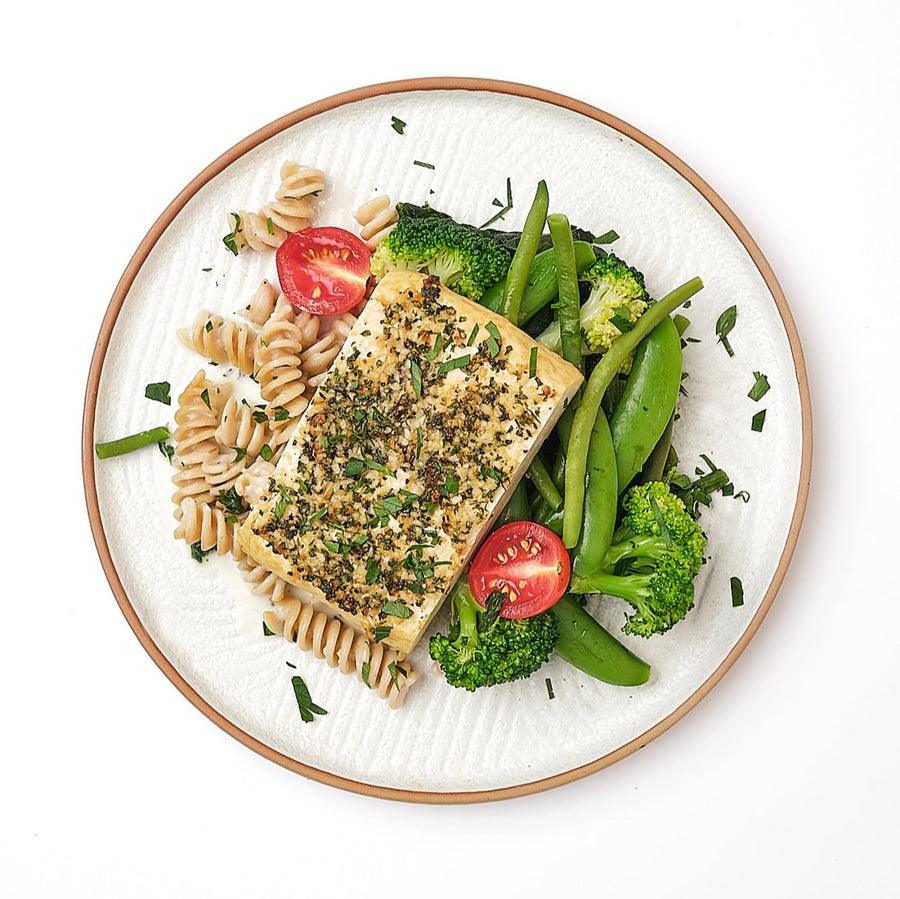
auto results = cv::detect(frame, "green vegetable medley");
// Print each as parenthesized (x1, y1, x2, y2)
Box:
(371, 180, 741, 692)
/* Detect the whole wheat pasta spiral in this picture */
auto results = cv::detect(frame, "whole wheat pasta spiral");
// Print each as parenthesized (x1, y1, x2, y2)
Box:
(256, 298, 309, 423)
(215, 396, 272, 459)
(174, 496, 240, 555)
(301, 311, 357, 395)
(354, 194, 398, 249)
(226, 162, 325, 253)
(264, 595, 419, 708)
(234, 458, 276, 506)
(177, 310, 258, 376)
(239, 279, 279, 325)
(171, 371, 234, 510)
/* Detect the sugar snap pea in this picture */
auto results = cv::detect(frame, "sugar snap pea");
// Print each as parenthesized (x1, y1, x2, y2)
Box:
(561, 277, 703, 548)
(551, 594, 650, 686)
(571, 407, 618, 577)
(610, 314, 683, 493)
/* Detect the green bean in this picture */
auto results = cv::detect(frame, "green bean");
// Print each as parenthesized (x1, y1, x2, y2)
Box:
(498, 181, 549, 323)
(610, 314, 683, 493)
(95, 426, 171, 459)
(526, 454, 563, 512)
(547, 213, 583, 373)
(480, 242, 596, 324)
(571, 407, 618, 577)
(561, 277, 703, 548)
(551, 594, 650, 686)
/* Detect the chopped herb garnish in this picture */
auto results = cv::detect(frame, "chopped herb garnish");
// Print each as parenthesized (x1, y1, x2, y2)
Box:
(343, 458, 365, 478)
(200, 388, 211, 409)
(145, 381, 171, 405)
(360, 660, 371, 685)
(716, 305, 738, 357)
(609, 311, 636, 333)
(409, 358, 423, 397)
(262, 620, 275, 636)
(157, 440, 175, 463)
(413, 160, 435, 169)
(467, 323, 480, 345)
(390, 115, 406, 134)
(529, 346, 538, 379)
(424, 333, 443, 361)
(265, 216, 275, 235)
(259, 444, 274, 461)
(545, 677, 555, 700)
(382, 601, 412, 619)
(190, 541, 213, 563)
(274, 497, 288, 520)
(365, 558, 380, 585)
(748, 371, 770, 401)
(730, 576, 744, 607)
(751, 409, 767, 432)
(222, 213, 242, 255)
(291, 675, 327, 723)
(373, 625, 392, 643)
(480, 177, 513, 228)
(482, 590, 506, 629)
(437, 354, 471, 375)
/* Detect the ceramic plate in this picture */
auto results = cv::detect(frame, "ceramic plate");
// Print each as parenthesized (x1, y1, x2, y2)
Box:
(83, 78, 812, 802)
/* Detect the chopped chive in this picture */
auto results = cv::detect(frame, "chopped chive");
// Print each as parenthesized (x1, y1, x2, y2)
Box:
(751, 409, 767, 432)
(748, 371, 770, 401)
(365, 558, 380, 585)
(291, 675, 327, 723)
(485, 321, 501, 342)
(144, 381, 171, 405)
(390, 115, 406, 134)
(360, 660, 371, 685)
(529, 346, 538, 379)
(545, 677, 555, 700)
(480, 177, 513, 228)
(715, 305, 738, 357)
(424, 333, 443, 361)
(373, 625, 392, 643)
(467, 323, 480, 346)
(437, 354, 471, 375)
(262, 620, 275, 636)
(413, 160, 434, 170)
(730, 576, 744, 607)
(200, 388, 211, 409)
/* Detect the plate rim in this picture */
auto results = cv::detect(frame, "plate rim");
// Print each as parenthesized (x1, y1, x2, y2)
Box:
(81, 76, 813, 804)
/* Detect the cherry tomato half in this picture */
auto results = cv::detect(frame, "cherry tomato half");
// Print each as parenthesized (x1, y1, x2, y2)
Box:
(275, 226, 372, 315)
(468, 521, 571, 619)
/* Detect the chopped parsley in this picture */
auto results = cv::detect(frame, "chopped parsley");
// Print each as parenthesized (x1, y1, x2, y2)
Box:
(715, 305, 737, 357)
(144, 381, 171, 405)
(291, 674, 327, 723)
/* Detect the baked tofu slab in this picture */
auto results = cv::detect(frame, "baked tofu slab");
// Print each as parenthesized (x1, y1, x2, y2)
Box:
(237, 271, 583, 654)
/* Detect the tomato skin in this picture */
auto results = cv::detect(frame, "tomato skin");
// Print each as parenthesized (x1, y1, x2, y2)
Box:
(275, 226, 372, 315)
(468, 521, 571, 619)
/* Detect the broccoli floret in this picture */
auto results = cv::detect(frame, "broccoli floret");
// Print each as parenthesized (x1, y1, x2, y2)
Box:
(428, 580, 558, 691)
(369, 204, 512, 301)
(535, 251, 649, 356)
(569, 481, 706, 637)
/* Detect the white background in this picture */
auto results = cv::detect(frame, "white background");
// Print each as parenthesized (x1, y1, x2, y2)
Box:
(2, 1, 897, 896)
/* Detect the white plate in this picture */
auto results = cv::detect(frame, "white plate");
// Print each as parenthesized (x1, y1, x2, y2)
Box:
(83, 78, 811, 802)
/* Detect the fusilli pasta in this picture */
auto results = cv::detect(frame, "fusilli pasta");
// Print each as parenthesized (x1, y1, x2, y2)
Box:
(263, 595, 419, 708)
(226, 162, 325, 253)
(354, 194, 398, 249)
